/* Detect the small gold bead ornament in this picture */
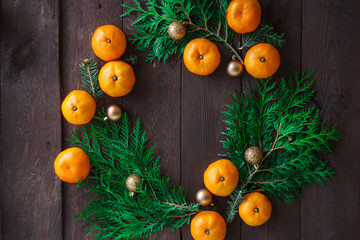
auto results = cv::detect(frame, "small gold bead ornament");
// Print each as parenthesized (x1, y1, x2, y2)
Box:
(125, 174, 142, 195)
(168, 21, 186, 40)
(196, 188, 213, 206)
(226, 60, 244, 77)
(244, 146, 263, 165)
(105, 104, 123, 121)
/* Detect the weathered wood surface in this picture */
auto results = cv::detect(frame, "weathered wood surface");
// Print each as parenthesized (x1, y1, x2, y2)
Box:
(1, 0, 359, 239)
(301, 1, 360, 239)
(1, 0, 63, 239)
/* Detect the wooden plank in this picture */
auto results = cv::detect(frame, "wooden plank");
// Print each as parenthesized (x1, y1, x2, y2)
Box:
(0, 0, 62, 239)
(121, 1, 182, 239)
(0, 0, 3, 233)
(181, 41, 242, 239)
(301, 1, 360, 239)
(60, 1, 123, 239)
(240, 1, 302, 239)
(0, 2, 2, 235)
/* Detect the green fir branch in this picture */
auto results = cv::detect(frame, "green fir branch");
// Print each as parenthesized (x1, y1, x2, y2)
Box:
(226, 187, 244, 224)
(79, 59, 103, 100)
(238, 21, 286, 50)
(122, 54, 138, 65)
(220, 71, 340, 223)
(121, 0, 239, 63)
(68, 110, 200, 240)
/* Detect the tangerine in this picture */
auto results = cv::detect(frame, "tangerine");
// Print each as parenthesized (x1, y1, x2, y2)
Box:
(203, 159, 239, 197)
(61, 90, 96, 125)
(54, 147, 91, 183)
(183, 38, 221, 76)
(92, 25, 126, 61)
(98, 61, 136, 97)
(244, 43, 280, 79)
(227, 0, 261, 34)
(238, 192, 272, 226)
(190, 211, 226, 240)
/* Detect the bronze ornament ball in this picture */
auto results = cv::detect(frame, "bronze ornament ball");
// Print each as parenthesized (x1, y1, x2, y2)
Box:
(125, 174, 142, 193)
(168, 21, 186, 40)
(106, 104, 123, 121)
(244, 146, 263, 165)
(226, 60, 244, 77)
(196, 188, 213, 206)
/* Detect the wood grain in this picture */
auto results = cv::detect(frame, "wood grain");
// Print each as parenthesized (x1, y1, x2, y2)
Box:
(240, 1, 302, 239)
(0, 0, 62, 239)
(181, 40, 242, 239)
(301, 1, 360, 239)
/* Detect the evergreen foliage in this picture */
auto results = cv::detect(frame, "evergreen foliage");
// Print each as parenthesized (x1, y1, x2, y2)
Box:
(121, 1, 285, 64)
(71, 70, 340, 236)
(221, 71, 340, 223)
(73, 1, 337, 233)
(238, 21, 286, 50)
(121, 0, 235, 63)
(122, 54, 138, 65)
(68, 112, 199, 239)
(79, 59, 103, 100)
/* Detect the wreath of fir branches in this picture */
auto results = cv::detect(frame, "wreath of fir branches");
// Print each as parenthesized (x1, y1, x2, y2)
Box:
(121, 0, 285, 63)
(71, 65, 339, 239)
(67, 1, 339, 239)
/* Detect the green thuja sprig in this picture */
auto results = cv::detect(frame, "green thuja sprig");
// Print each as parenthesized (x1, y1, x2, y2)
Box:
(238, 21, 286, 50)
(122, 54, 138, 65)
(221, 71, 340, 223)
(121, 0, 239, 63)
(121, 1, 286, 64)
(79, 59, 103, 100)
(67, 111, 199, 240)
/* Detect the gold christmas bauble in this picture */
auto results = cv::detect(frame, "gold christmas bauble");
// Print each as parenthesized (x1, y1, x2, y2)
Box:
(196, 188, 213, 206)
(244, 146, 263, 165)
(125, 174, 142, 193)
(106, 104, 123, 121)
(226, 60, 244, 77)
(168, 21, 186, 40)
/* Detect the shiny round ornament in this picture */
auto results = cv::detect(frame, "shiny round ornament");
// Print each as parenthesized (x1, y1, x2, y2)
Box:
(244, 146, 263, 165)
(106, 104, 123, 121)
(196, 188, 213, 206)
(168, 21, 186, 40)
(125, 174, 142, 193)
(226, 60, 244, 77)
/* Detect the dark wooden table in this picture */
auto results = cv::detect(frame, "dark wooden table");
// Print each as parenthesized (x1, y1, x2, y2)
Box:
(1, 0, 360, 239)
